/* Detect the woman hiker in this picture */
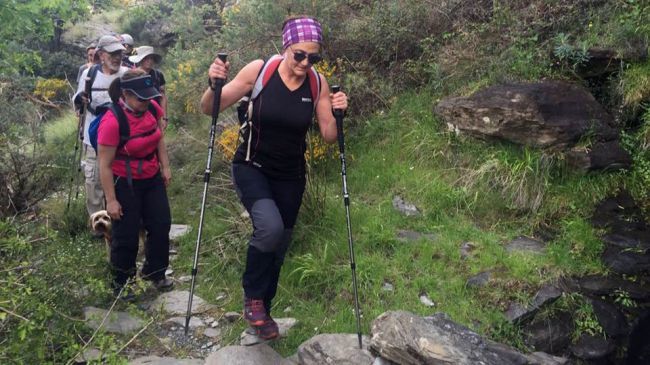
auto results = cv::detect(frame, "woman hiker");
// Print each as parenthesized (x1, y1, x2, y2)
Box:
(200, 16, 348, 339)
(98, 69, 173, 301)
(129, 46, 169, 129)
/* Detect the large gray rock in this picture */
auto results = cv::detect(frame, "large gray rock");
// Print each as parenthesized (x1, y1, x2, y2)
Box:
(370, 311, 528, 365)
(297, 334, 374, 365)
(204, 344, 284, 365)
(435, 81, 619, 150)
(83, 307, 145, 334)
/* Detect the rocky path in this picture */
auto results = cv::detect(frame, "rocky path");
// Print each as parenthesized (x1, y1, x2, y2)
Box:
(74, 221, 576, 365)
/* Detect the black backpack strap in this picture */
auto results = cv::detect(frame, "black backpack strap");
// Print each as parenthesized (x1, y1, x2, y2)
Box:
(148, 103, 158, 120)
(85, 64, 101, 106)
(110, 104, 131, 149)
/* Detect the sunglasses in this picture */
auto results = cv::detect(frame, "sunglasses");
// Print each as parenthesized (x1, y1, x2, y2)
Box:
(290, 48, 322, 65)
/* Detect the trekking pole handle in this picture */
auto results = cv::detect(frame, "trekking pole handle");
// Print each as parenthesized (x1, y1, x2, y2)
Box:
(331, 85, 345, 153)
(212, 53, 228, 88)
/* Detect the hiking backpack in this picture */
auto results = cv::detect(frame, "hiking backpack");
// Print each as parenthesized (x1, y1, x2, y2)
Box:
(236, 54, 321, 162)
(88, 102, 159, 152)
(87, 103, 159, 187)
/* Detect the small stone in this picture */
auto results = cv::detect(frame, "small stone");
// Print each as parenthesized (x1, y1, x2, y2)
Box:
(466, 271, 491, 288)
(392, 196, 421, 216)
(204, 316, 215, 323)
(165, 268, 174, 276)
(460, 241, 476, 260)
(169, 224, 191, 241)
(419, 294, 435, 307)
(178, 276, 192, 283)
(215, 292, 227, 302)
(241, 210, 250, 218)
(211, 320, 219, 328)
(203, 328, 221, 338)
(382, 282, 394, 291)
(169, 248, 178, 255)
(283, 306, 292, 313)
(224, 311, 240, 322)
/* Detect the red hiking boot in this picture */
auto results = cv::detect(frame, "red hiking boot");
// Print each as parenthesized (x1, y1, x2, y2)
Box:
(243, 298, 267, 327)
(255, 316, 279, 340)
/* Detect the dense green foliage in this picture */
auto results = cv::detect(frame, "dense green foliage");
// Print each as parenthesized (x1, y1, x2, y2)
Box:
(1, 0, 649, 363)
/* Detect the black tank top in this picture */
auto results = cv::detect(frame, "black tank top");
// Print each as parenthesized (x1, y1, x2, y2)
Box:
(233, 68, 314, 179)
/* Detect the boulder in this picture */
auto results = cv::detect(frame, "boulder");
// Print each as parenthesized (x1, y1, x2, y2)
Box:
(567, 275, 650, 300)
(523, 312, 574, 353)
(370, 311, 528, 365)
(565, 141, 631, 171)
(392, 196, 421, 216)
(589, 298, 629, 338)
(435, 81, 618, 150)
(204, 344, 284, 365)
(297, 334, 374, 365)
(570, 334, 616, 360)
(525, 352, 570, 365)
(601, 233, 650, 275)
(575, 47, 648, 78)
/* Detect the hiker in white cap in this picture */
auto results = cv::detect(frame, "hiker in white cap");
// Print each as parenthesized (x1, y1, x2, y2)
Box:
(72, 35, 129, 236)
(120, 33, 136, 69)
(130, 46, 169, 129)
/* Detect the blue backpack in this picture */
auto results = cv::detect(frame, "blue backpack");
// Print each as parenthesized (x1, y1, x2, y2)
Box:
(88, 102, 158, 152)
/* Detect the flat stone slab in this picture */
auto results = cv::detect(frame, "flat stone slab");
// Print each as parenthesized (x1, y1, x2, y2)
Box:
(205, 344, 284, 365)
(240, 318, 298, 346)
(83, 306, 146, 334)
(169, 224, 191, 241)
(129, 356, 203, 365)
(506, 236, 546, 254)
(150, 290, 214, 316)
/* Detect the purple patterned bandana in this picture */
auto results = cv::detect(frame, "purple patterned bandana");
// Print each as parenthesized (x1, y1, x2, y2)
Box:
(282, 17, 323, 49)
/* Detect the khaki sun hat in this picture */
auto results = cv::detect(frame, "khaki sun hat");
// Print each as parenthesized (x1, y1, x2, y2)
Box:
(128, 46, 162, 65)
(96, 35, 126, 53)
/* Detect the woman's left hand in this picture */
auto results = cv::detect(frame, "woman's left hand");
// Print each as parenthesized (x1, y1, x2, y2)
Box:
(162, 166, 172, 187)
(330, 91, 348, 111)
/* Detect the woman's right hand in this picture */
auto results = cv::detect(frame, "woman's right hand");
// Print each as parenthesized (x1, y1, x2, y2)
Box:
(208, 56, 230, 83)
(106, 200, 123, 221)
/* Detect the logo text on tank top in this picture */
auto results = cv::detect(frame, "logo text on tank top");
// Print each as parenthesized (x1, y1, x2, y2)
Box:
(301, 97, 312, 102)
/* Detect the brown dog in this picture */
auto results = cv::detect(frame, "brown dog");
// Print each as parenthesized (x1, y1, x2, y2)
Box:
(89, 210, 145, 262)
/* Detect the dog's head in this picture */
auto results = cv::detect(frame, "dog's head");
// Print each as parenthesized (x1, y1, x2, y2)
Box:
(89, 210, 112, 234)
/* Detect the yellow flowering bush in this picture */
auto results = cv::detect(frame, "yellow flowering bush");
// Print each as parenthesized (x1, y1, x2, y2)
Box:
(305, 130, 336, 164)
(33, 78, 68, 102)
(217, 124, 240, 161)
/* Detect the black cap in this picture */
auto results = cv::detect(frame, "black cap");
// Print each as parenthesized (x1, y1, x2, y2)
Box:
(121, 75, 161, 100)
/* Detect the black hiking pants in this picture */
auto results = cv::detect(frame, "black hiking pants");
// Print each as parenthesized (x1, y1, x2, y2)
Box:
(232, 163, 305, 314)
(111, 172, 171, 287)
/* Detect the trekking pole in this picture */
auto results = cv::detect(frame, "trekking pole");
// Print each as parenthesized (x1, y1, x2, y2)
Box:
(332, 85, 363, 349)
(185, 53, 227, 336)
(66, 105, 86, 210)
